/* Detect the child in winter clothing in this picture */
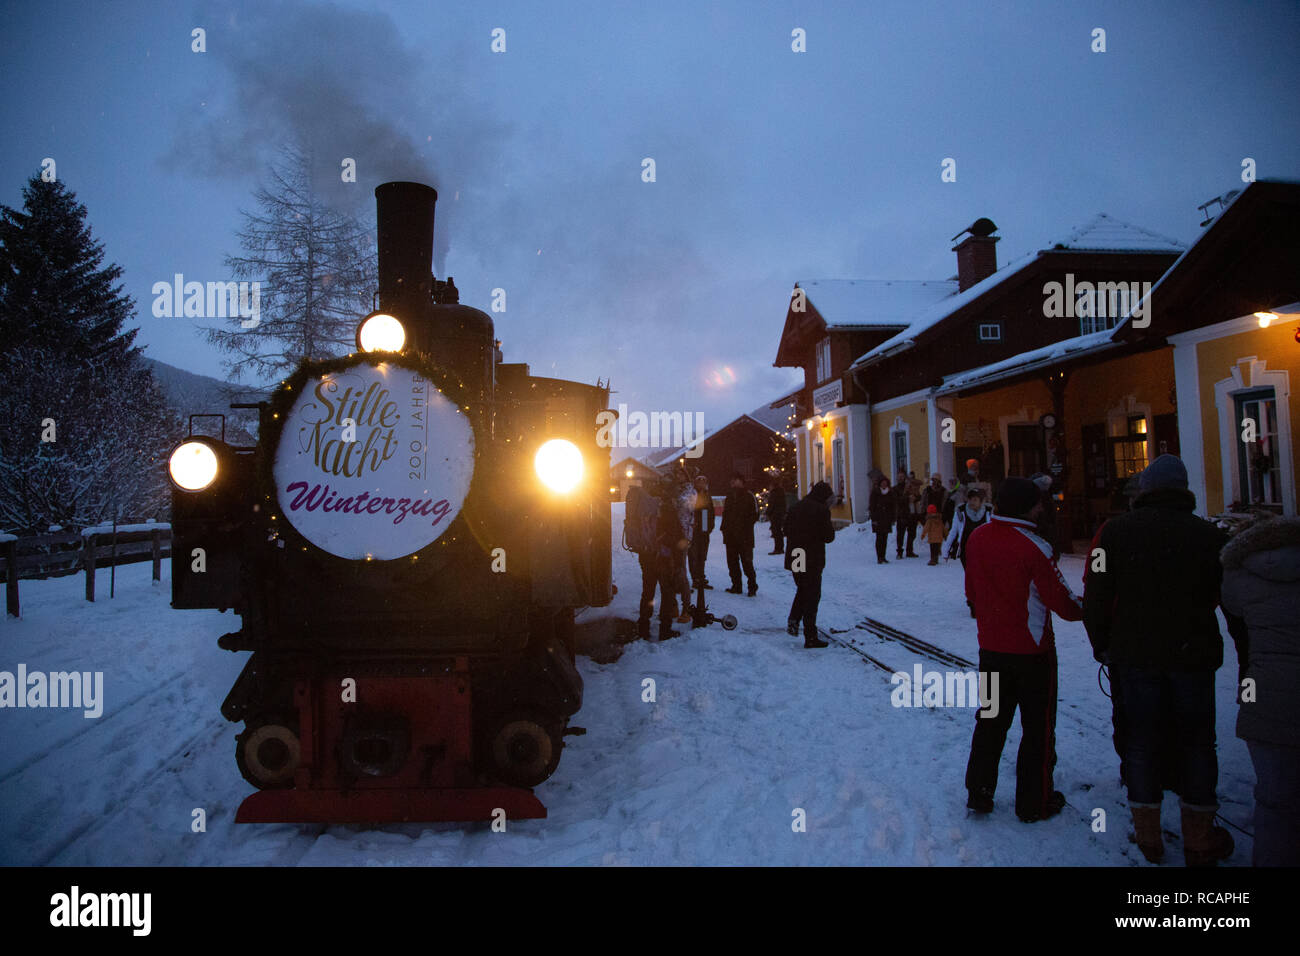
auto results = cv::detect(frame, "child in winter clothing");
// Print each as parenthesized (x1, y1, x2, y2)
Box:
(922, 505, 945, 564)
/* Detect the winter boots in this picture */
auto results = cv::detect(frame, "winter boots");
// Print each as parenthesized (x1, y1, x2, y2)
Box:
(1180, 804, 1234, 866)
(804, 632, 828, 649)
(1017, 790, 1065, 823)
(966, 787, 995, 814)
(1130, 804, 1165, 863)
(787, 620, 799, 637)
(747, 583, 758, 596)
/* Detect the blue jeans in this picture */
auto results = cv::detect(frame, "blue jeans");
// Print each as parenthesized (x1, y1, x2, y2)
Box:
(1247, 740, 1300, 867)
(1112, 666, 1218, 807)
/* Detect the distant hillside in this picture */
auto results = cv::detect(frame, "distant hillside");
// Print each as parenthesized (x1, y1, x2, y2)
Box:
(141, 357, 267, 410)
(140, 357, 267, 443)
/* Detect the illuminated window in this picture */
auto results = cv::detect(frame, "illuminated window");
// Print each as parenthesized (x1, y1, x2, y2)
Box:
(1109, 415, 1149, 482)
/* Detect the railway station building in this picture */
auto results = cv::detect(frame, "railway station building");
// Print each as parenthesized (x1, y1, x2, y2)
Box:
(772, 180, 1300, 550)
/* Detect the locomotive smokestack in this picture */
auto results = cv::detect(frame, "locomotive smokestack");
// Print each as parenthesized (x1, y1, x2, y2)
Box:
(375, 182, 437, 311)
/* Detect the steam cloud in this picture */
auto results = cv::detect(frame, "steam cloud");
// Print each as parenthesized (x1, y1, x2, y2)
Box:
(171, 0, 506, 273)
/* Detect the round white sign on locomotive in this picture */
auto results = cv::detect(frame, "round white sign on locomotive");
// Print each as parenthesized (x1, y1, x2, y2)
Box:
(272, 361, 474, 560)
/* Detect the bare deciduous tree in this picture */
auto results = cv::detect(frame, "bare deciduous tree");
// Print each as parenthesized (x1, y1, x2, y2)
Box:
(208, 144, 377, 381)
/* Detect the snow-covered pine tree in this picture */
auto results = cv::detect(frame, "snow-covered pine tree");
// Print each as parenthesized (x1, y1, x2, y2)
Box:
(209, 144, 377, 381)
(0, 176, 174, 533)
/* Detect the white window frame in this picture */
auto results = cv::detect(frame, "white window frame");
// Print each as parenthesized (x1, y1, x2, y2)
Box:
(1215, 357, 1295, 515)
(889, 416, 910, 479)
(832, 436, 845, 499)
(815, 337, 832, 384)
(978, 323, 1002, 342)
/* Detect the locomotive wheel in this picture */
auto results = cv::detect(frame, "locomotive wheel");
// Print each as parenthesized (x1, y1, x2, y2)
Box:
(236, 719, 301, 789)
(486, 714, 562, 788)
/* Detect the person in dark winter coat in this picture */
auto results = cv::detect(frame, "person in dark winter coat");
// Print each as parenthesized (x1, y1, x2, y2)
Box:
(921, 473, 947, 522)
(633, 481, 682, 641)
(721, 472, 759, 595)
(963, 477, 1083, 823)
(668, 467, 696, 622)
(1221, 515, 1300, 867)
(783, 480, 835, 648)
(689, 475, 715, 591)
(1082, 454, 1233, 866)
(766, 481, 788, 554)
(868, 476, 894, 564)
(1029, 472, 1059, 561)
(891, 469, 919, 558)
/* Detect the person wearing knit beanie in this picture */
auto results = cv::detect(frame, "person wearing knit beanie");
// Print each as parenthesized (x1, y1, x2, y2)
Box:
(995, 477, 1041, 520)
(1139, 454, 1189, 492)
(1082, 451, 1235, 865)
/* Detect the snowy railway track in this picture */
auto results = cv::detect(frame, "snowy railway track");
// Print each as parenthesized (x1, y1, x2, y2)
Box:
(816, 615, 977, 676)
(0, 667, 192, 786)
(30, 713, 230, 866)
(856, 616, 976, 670)
(817, 628, 895, 673)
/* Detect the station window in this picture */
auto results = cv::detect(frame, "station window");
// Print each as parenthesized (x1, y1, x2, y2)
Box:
(816, 338, 832, 383)
(978, 323, 1002, 342)
(1108, 415, 1149, 482)
(1234, 388, 1282, 508)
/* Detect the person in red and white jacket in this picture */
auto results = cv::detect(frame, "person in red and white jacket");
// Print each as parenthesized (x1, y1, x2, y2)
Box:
(962, 477, 1083, 823)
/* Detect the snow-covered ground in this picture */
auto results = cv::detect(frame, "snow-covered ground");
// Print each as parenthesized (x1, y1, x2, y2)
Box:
(0, 506, 1254, 865)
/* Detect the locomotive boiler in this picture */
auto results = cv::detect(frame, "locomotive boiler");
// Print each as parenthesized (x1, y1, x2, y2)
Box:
(166, 182, 613, 823)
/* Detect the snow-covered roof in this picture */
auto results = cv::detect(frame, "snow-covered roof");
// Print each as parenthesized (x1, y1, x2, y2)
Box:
(850, 214, 1186, 369)
(746, 396, 798, 436)
(646, 412, 792, 469)
(798, 279, 959, 328)
(935, 329, 1121, 394)
(850, 251, 1042, 368)
(1048, 213, 1184, 254)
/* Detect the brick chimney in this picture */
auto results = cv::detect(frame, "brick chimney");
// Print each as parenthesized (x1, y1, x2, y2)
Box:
(951, 218, 999, 292)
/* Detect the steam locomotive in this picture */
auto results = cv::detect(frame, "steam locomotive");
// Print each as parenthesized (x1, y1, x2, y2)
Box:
(166, 182, 612, 823)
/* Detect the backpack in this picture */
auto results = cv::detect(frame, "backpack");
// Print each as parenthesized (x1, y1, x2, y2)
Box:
(623, 485, 660, 554)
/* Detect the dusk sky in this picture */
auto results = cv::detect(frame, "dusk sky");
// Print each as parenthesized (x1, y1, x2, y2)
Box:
(4, 0, 1298, 434)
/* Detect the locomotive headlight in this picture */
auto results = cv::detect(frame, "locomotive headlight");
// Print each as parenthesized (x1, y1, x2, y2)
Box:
(356, 312, 406, 353)
(169, 440, 220, 491)
(534, 439, 584, 493)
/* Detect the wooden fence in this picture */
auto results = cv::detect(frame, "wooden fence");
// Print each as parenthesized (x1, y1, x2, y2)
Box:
(0, 524, 171, 617)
